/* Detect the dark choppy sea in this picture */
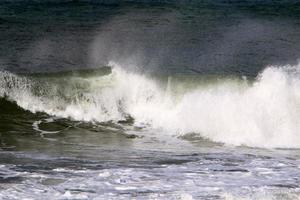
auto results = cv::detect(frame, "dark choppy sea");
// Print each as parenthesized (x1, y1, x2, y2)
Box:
(1, 1, 300, 199)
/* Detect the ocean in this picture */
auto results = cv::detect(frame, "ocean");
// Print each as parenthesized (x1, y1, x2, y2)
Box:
(0, 0, 300, 199)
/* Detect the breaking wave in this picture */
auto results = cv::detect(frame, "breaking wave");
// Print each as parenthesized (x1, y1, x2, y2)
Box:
(1, 61, 300, 148)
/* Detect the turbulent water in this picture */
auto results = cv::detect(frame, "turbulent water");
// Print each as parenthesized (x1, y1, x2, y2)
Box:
(1, 0, 300, 199)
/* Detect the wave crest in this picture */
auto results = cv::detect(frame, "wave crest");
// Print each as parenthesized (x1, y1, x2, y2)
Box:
(1, 62, 300, 148)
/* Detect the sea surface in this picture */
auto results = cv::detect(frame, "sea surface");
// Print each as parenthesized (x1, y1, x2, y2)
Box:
(1, 0, 300, 199)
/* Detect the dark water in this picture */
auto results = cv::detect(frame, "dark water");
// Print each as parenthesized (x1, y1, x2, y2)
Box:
(1, 1, 300, 199)
(2, 0, 300, 75)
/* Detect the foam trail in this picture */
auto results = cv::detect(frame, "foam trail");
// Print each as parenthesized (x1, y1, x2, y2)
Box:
(1, 62, 300, 148)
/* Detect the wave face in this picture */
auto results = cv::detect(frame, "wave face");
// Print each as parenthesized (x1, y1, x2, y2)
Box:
(1, 62, 300, 148)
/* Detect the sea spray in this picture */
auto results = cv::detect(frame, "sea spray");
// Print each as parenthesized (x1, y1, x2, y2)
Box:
(1, 62, 300, 148)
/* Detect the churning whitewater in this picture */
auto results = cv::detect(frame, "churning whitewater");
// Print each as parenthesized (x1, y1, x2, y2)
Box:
(1, 62, 300, 148)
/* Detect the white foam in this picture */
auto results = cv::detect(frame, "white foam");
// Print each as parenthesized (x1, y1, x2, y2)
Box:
(2, 62, 300, 148)
(138, 65, 300, 148)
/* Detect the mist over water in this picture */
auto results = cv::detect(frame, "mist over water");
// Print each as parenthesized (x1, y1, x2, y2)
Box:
(1, 1, 300, 199)
(2, 0, 300, 75)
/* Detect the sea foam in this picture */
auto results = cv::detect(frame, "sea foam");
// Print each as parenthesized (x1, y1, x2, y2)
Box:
(1, 62, 300, 148)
